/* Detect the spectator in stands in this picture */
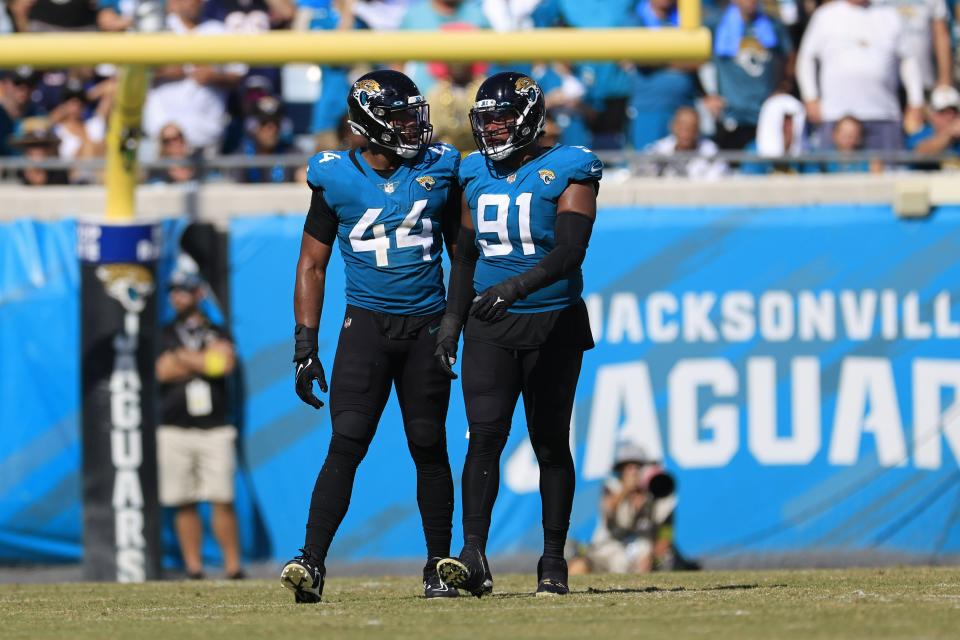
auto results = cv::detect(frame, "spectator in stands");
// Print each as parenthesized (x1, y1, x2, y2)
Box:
(205, 0, 295, 29)
(142, 0, 248, 151)
(96, 0, 134, 32)
(399, 0, 488, 96)
(206, 0, 295, 152)
(150, 122, 198, 184)
(741, 92, 808, 174)
(238, 95, 296, 182)
(0, 68, 41, 156)
(704, 0, 794, 150)
(628, 0, 698, 151)
(797, 0, 924, 152)
(535, 0, 635, 150)
(95, 0, 164, 31)
(156, 268, 243, 580)
(533, 62, 590, 147)
(351, 0, 416, 30)
(644, 106, 730, 179)
(295, 0, 356, 151)
(569, 444, 696, 574)
(426, 51, 486, 153)
(875, 0, 953, 92)
(481, 0, 542, 31)
(540, 111, 562, 147)
(49, 77, 111, 184)
(908, 85, 960, 167)
(0, 3, 14, 33)
(821, 115, 874, 173)
(11, 116, 69, 185)
(11, 0, 98, 32)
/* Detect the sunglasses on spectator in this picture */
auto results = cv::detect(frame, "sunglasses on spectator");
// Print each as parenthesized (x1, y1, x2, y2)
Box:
(161, 133, 184, 144)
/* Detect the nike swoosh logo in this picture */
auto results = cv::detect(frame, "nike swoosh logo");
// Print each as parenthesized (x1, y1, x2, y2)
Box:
(296, 358, 310, 380)
(428, 325, 440, 335)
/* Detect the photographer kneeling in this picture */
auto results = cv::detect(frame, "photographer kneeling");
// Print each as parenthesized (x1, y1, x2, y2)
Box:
(573, 444, 698, 574)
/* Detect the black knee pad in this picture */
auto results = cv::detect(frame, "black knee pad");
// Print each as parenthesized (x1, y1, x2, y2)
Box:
(331, 409, 377, 442)
(530, 435, 574, 467)
(466, 393, 513, 427)
(405, 418, 444, 450)
(467, 423, 510, 457)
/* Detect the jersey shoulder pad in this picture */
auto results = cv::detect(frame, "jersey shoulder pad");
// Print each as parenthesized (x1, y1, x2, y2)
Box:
(422, 142, 460, 174)
(555, 145, 603, 183)
(458, 150, 486, 186)
(306, 150, 348, 190)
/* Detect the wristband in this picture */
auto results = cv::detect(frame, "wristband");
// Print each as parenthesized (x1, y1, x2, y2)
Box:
(294, 323, 319, 361)
(203, 350, 228, 377)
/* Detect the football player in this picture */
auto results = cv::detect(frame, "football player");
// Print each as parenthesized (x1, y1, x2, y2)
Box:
(280, 70, 461, 603)
(434, 72, 602, 597)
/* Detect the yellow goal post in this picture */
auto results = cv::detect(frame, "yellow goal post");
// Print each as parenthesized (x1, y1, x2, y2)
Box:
(0, 1, 709, 219)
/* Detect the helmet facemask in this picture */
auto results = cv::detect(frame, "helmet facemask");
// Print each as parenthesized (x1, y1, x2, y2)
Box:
(469, 82, 544, 161)
(349, 95, 433, 159)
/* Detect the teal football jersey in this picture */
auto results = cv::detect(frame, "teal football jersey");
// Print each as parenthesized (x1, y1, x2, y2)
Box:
(306, 143, 459, 315)
(459, 144, 603, 312)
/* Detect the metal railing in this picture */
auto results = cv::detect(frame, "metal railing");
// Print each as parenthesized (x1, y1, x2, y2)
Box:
(2, 150, 957, 179)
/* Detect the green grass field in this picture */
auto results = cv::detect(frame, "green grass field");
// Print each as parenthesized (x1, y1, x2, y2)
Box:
(2, 567, 959, 639)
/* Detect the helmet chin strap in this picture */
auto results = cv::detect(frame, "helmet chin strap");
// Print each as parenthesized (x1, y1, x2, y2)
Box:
(396, 145, 419, 159)
(485, 140, 515, 161)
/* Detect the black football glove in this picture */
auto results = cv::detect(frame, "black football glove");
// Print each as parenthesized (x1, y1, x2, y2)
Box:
(433, 313, 463, 380)
(294, 324, 328, 409)
(470, 276, 527, 323)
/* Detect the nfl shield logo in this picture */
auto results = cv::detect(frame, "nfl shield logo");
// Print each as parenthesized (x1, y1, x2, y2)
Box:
(344, 317, 352, 329)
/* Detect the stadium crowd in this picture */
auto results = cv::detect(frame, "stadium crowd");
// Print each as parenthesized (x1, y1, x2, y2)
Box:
(1, 0, 959, 184)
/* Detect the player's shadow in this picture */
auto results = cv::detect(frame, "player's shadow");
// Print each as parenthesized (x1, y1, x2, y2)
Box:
(406, 583, 787, 601)
(583, 583, 785, 595)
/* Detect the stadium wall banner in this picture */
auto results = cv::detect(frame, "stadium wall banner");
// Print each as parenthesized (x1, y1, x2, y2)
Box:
(230, 205, 960, 563)
(3, 205, 960, 567)
(77, 221, 163, 581)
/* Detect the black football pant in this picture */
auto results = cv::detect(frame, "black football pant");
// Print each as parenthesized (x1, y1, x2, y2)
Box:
(460, 339, 583, 560)
(303, 305, 454, 564)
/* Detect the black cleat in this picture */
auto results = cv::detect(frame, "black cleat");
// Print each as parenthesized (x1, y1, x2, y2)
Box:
(423, 557, 459, 598)
(280, 549, 325, 604)
(436, 544, 493, 598)
(535, 556, 569, 596)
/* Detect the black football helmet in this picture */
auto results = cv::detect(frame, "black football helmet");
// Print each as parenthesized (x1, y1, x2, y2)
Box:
(469, 71, 546, 161)
(347, 70, 433, 159)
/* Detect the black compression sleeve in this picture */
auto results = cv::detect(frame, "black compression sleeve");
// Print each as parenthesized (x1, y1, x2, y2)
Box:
(303, 189, 338, 245)
(441, 181, 462, 249)
(445, 225, 479, 321)
(514, 212, 594, 296)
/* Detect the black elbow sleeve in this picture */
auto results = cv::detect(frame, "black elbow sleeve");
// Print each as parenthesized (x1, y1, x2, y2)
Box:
(446, 226, 478, 319)
(304, 189, 338, 245)
(516, 212, 593, 295)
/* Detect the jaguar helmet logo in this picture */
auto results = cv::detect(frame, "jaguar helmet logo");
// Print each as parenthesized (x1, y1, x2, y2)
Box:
(514, 76, 539, 102)
(538, 169, 556, 185)
(96, 264, 155, 314)
(416, 176, 436, 191)
(354, 78, 383, 106)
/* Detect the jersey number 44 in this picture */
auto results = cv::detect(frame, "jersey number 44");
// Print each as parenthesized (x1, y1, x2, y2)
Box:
(349, 199, 434, 267)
